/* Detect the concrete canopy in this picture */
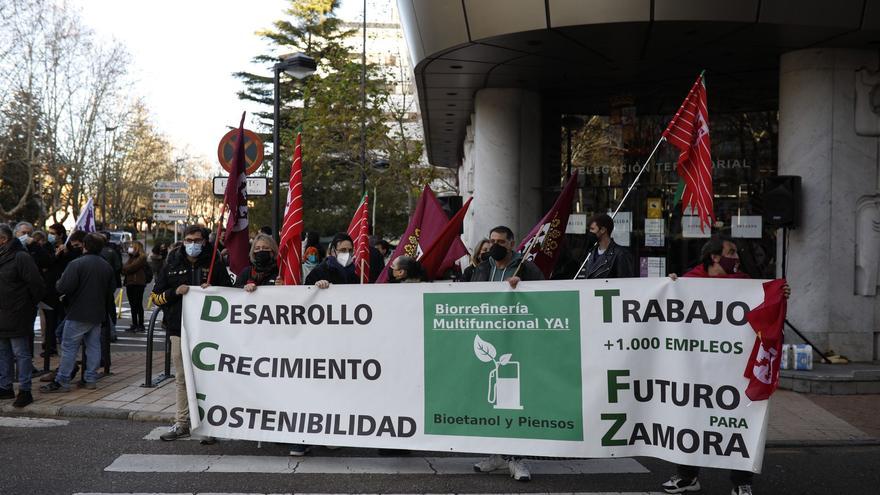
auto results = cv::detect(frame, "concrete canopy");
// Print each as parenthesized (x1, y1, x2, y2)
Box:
(398, 0, 880, 168)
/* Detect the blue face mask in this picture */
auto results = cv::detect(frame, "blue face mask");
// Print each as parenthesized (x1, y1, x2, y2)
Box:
(185, 242, 203, 258)
(307, 254, 317, 263)
(47, 234, 56, 244)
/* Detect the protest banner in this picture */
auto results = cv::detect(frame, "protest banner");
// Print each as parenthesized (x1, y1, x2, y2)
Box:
(181, 278, 769, 472)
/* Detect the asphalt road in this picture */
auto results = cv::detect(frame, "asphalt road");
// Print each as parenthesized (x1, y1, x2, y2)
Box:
(1, 416, 878, 495)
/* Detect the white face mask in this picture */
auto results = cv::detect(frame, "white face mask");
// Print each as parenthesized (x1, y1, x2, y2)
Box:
(336, 252, 352, 267)
(127, 247, 135, 254)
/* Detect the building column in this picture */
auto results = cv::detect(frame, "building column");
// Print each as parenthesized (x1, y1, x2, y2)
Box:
(778, 48, 880, 361)
(463, 88, 542, 248)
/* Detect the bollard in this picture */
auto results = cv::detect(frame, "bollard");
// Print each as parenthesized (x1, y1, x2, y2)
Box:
(142, 307, 173, 388)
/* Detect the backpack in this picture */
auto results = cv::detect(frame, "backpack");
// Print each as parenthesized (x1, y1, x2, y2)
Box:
(143, 263, 153, 284)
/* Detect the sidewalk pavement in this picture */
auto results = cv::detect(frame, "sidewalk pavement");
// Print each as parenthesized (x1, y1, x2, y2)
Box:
(2, 350, 878, 447)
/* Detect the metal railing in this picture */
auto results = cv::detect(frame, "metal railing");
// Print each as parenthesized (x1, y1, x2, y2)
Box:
(141, 307, 174, 388)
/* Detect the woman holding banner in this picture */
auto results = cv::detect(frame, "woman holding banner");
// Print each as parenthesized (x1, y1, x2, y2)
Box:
(233, 234, 279, 290)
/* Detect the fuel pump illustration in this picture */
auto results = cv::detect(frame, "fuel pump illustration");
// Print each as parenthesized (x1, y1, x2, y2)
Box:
(473, 335, 523, 410)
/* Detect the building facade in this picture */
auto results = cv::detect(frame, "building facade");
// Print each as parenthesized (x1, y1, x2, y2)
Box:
(397, 0, 880, 361)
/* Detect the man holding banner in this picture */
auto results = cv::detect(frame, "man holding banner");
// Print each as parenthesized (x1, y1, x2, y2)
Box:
(662, 235, 789, 495)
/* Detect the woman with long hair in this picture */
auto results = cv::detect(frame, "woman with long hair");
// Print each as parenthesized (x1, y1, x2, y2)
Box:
(121, 241, 148, 332)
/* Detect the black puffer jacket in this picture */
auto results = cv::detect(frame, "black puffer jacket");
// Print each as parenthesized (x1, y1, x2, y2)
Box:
(0, 239, 44, 338)
(151, 245, 232, 336)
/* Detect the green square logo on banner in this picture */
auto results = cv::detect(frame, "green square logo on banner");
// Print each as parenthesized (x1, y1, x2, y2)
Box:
(423, 291, 583, 441)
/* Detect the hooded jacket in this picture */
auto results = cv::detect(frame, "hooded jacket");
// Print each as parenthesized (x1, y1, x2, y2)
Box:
(0, 238, 44, 338)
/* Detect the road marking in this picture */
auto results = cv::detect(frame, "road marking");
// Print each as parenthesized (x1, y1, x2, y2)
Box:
(77, 492, 666, 495)
(0, 416, 70, 427)
(105, 454, 648, 475)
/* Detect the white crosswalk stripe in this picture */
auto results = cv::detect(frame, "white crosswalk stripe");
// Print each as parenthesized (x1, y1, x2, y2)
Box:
(0, 416, 69, 427)
(105, 454, 648, 475)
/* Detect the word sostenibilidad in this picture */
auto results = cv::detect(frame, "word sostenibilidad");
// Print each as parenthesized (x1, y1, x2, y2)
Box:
(200, 405, 415, 437)
(200, 295, 372, 326)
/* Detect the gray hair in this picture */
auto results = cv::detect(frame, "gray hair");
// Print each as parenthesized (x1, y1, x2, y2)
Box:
(14, 221, 34, 235)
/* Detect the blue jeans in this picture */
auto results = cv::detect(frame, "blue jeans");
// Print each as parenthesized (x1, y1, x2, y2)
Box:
(57, 320, 101, 385)
(0, 336, 32, 392)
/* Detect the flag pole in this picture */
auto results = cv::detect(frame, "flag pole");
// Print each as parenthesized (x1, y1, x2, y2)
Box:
(572, 136, 666, 279)
(511, 229, 544, 279)
(206, 204, 227, 285)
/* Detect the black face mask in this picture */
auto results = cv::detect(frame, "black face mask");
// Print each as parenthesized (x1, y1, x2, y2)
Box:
(253, 251, 273, 270)
(479, 252, 490, 263)
(585, 232, 599, 248)
(69, 246, 83, 257)
(489, 243, 508, 261)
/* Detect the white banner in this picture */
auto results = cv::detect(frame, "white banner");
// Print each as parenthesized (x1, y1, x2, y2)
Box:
(181, 279, 769, 472)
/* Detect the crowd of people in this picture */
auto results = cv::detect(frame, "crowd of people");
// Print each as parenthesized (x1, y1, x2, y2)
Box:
(0, 214, 781, 495)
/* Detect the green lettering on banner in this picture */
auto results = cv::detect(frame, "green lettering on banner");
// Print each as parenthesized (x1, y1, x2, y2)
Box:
(600, 413, 628, 446)
(594, 289, 620, 323)
(192, 341, 219, 371)
(607, 369, 630, 403)
(423, 291, 583, 441)
(201, 295, 228, 322)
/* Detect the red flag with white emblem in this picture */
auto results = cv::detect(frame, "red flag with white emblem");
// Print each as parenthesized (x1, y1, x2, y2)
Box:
(663, 73, 714, 232)
(743, 279, 788, 400)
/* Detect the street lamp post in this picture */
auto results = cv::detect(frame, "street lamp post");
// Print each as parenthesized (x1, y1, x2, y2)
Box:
(272, 52, 317, 238)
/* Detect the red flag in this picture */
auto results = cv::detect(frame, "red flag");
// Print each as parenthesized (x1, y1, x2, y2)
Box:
(346, 194, 370, 283)
(663, 73, 714, 232)
(517, 170, 579, 278)
(743, 278, 788, 401)
(278, 131, 304, 285)
(223, 112, 250, 275)
(419, 197, 472, 280)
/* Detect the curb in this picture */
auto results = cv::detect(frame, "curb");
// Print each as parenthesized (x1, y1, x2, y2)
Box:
(3, 402, 879, 448)
(0, 403, 173, 423)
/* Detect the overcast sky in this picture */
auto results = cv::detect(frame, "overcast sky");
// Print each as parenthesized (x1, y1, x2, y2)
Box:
(70, 0, 367, 172)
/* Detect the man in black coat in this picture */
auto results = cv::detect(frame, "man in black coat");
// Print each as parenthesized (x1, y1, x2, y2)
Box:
(41, 233, 115, 393)
(0, 225, 44, 408)
(575, 213, 635, 279)
(305, 233, 359, 287)
(151, 225, 232, 441)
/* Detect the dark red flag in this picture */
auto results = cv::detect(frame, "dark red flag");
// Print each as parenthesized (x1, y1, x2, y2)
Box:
(376, 185, 467, 283)
(743, 278, 788, 401)
(223, 112, 250, 275)
(278, 131, 303, 285)
(663, 73, 714, 232)
(517, 170, 579, 278)
(419, 197, 473, 280)
(346, 194, 370, 283)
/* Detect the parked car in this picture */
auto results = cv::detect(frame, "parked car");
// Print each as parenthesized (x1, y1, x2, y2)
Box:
(108, 231, 133, 251)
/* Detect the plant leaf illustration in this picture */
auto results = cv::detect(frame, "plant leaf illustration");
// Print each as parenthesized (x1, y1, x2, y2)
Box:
(473, 335, 496, 362)
(498, 353, 512, 365)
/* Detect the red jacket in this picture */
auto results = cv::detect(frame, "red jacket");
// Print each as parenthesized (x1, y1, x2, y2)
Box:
(683, 264, 750, 279)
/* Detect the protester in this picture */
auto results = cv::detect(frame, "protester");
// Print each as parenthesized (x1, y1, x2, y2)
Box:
(99, 231, 122, 345)
(388, 255, 424, 283)
(575, 213, 634, 279)
(471, 225, 543, 482)
(662, 235, 790, 495)
(374, 238, 392, 266)
(305, 233, 358, 287)
(151, 225, 232, 442)
(40, 232, 114, 393)
(302, 246, 320, 280)
(234, 233, 279, 290)
(47, 223, 66, 249)
(122, 241, 148, 332)
(0, 225, 44, 408)
(148, 244, 165, 277)
(462, 238, 490, 282)
(303, 231, 324, 262)
(299, 232, 360, 455)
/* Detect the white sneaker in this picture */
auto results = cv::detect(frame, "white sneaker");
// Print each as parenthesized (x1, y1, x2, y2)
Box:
(473, 454, 507, 472)
(662, 474, 701, 493)
(508, 458, 531, 481)
(732, 485, 753, 495)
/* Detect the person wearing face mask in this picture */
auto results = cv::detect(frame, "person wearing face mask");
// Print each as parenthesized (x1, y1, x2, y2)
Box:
(461, 238, 490, 282)
(575, 213, 634, 279)
(305, 233, 359, 288)
(151, 225, 232, 442)
(39, 224, 67, 358)
(662, 235, 790, 495)
(234, 234, 279, 291)
(470, 226, 542, 482)
(302, 246, 320, 280)
(122, 241, 148, 332)
(0, 224, 44, 408)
